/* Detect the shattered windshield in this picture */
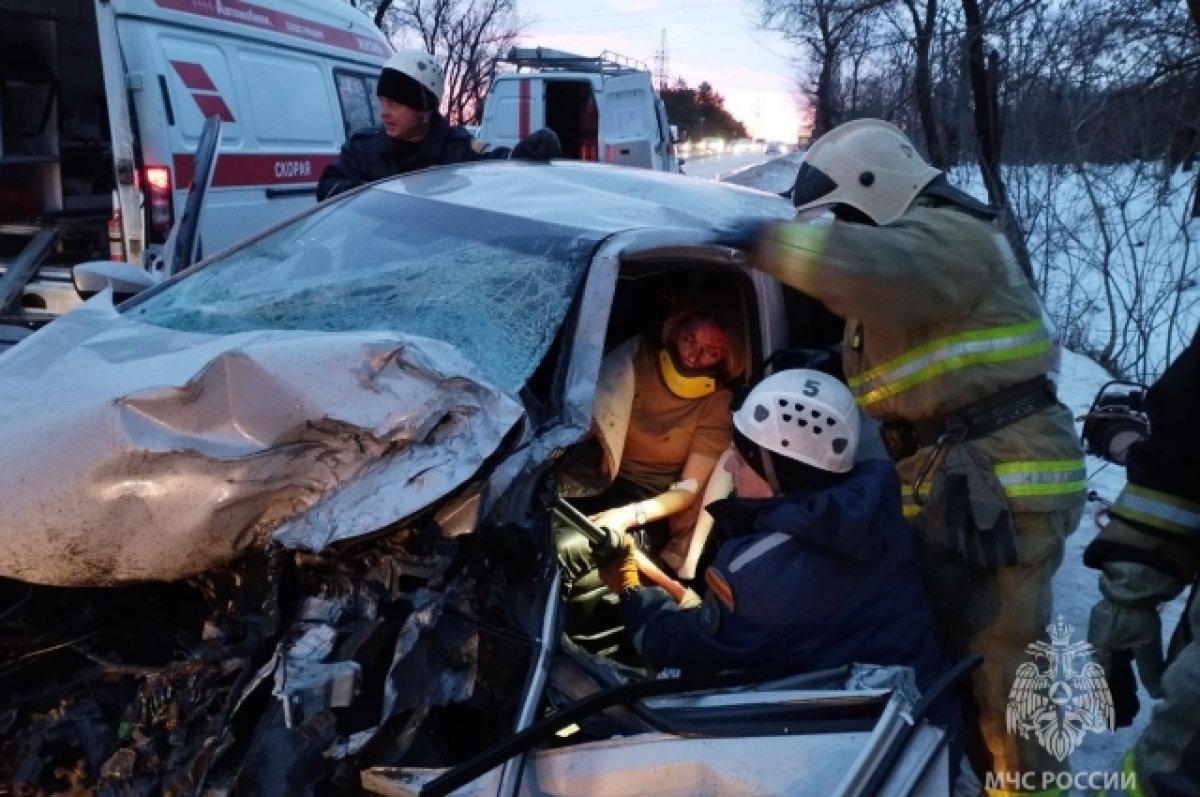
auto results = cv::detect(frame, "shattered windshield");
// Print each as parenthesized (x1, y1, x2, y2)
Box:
(126, 188, 599, 393)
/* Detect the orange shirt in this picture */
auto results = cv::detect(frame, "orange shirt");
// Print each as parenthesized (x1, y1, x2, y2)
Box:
(618, 343, 732, 492)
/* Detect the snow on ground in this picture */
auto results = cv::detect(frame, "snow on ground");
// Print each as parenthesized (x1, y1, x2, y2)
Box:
(716, 157, 1188, 788)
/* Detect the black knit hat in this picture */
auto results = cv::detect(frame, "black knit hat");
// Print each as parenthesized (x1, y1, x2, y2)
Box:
(377, 68, 437, 112)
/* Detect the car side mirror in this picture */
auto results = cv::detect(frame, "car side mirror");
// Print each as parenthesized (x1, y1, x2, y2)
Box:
(72, 261, 160, 303)
(671, 125, 689, 144)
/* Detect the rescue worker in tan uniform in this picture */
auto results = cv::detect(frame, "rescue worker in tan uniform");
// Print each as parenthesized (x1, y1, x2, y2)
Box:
(715, 119, 1086, 796)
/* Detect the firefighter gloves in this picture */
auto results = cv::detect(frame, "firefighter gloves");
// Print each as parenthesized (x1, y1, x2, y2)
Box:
(590, 526, 627, 567)
(941, 447, 1019, 569)
(711, 220, 831, 299)
(592, 531, 640, 593)
(709, 218, 770, 252)
(1089, 597, 1166, 727)
(1087, 559, 1181, 725)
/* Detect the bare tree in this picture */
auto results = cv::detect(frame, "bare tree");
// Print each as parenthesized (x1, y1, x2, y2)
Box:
(343, 0, 397, 28)
(991, 0, 1200, 376)
(836, 21, 910, 120)
(958, 0, 1041, 281)
(406, 0, 524, 124)
(346, 0, 525, 125)
(891, 0, 946, 166)
(756, 0, 1200, 374)
(758, 0, 892, 137)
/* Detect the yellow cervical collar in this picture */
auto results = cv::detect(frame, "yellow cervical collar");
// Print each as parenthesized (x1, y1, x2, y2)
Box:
(658, 348, 717, 399)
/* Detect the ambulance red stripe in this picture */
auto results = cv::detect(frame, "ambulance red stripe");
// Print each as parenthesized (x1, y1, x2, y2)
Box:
(518, 78, 530, 139)
(170, 60, 217, 91)
(192, 94, 236, 122)
(154, 0, 390, 59)
(172, 152, 339, 188)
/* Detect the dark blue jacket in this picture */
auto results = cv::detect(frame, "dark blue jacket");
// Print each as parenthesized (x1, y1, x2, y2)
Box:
(619, 459, 948, 693)
(317, 113, 507, 201)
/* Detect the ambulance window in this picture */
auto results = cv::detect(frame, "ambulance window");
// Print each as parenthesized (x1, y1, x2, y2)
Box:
(336, 71, 381, 137)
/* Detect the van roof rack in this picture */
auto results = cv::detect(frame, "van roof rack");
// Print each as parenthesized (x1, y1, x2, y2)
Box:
(502, 47, 648, 76)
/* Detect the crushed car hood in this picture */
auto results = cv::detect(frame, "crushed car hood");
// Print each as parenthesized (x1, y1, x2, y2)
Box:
(0, 294, 523, 586)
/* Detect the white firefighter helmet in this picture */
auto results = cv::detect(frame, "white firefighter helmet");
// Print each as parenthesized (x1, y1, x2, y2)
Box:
(791, 119, 941, 225)
(380, 49, 445, 106)
(733, 369, 860, 474)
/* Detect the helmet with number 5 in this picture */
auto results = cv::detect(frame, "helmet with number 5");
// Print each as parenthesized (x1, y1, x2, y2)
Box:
(733, 369, 860, 474)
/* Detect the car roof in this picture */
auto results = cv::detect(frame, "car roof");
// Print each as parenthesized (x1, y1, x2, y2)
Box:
(374, 160, 795, 235)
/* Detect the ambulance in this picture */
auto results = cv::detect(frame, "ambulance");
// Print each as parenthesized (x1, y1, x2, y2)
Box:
(479, 47, 682, 175)
(0, 0, 390, 329)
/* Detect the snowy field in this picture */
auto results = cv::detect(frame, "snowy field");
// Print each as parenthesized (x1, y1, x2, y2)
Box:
(721, 157, 1188, 789)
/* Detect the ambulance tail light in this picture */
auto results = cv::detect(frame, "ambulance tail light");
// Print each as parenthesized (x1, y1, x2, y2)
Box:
(144, 166, 174, 242)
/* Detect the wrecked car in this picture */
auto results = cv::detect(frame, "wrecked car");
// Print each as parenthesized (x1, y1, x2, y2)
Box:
(0, 160, 956, 795)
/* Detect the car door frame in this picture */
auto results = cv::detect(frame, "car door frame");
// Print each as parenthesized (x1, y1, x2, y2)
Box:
(487, 234, 788, 797)
(413, 235, 953, 797)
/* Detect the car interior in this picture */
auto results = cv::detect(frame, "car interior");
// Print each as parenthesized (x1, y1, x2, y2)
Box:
(523, 256, 942, 748)
(549, 253, 848, 661)
(544, 80, 600, 162)
(552, 261, 759, 665)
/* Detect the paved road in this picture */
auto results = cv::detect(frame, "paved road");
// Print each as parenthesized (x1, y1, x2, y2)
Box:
(681, 151, 773, 180)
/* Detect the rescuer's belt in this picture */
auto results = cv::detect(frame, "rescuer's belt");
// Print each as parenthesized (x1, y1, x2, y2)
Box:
(879, 377, 1057, 461)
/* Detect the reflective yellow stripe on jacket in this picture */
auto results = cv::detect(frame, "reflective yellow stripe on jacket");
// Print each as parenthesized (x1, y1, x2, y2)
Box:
(848, 319, 1051, 407)
(900, 459, 1084, 519)
(1111, 483, 1200, 538)
(994, 459, 1087, 500)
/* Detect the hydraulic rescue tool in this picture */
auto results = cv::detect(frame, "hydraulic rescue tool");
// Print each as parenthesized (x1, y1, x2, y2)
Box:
(1080, 380, 1150, 465)
(554, 496, 689, 604)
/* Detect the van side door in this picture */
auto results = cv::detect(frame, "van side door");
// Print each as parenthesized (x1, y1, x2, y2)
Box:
(95, 0, 146, 264)
(597, 73, 659, 171)
(480, 76, 545, 151)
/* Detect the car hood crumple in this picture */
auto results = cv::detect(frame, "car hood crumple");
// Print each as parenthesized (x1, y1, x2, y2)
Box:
(0, 294, 524, 587)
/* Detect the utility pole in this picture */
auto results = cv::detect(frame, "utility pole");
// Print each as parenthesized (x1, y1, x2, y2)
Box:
(654, 29, 669, 92)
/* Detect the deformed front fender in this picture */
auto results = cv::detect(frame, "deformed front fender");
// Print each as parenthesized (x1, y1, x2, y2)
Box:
(0, 295, 523, 586)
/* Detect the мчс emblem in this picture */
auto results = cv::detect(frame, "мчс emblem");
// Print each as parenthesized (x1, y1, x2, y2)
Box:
(1006, 615, 1115, 761)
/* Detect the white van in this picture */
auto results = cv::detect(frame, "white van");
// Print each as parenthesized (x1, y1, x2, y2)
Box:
(479, 47, 682, 174)
(0, 0, 390, 325)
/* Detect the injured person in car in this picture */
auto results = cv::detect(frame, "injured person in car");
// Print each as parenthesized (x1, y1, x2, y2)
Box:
(589, 368, 963, 753)
(555, 293, 746, 597)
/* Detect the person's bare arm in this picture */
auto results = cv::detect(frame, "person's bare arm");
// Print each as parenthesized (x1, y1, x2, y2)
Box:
(589, 451, 719, 534)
